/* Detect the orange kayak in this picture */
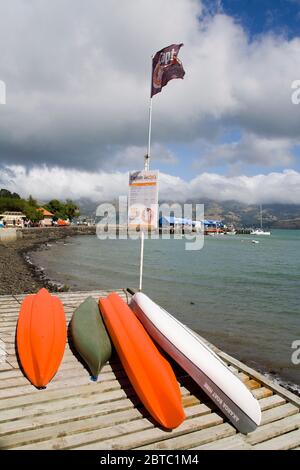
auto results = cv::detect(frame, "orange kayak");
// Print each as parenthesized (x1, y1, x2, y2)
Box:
(17, 288, 66, 388)
(99, 293, 185, 429)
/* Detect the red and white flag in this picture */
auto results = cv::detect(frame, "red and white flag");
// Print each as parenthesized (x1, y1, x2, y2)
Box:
(151, 43, 185, 97)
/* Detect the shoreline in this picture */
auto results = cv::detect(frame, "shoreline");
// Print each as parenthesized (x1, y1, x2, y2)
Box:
(0, 226, 95, 295)
(24, 241, 300, 398)
(1, 228, 299, 397)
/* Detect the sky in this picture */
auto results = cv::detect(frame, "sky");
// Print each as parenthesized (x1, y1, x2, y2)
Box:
(0, 0, 300, 204)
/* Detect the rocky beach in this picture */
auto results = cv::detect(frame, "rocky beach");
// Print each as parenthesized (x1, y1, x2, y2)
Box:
(0, 226, 95, 295)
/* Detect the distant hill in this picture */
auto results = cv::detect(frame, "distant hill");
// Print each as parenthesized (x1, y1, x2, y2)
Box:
(191, 200, 300, 229)
(75, 197, 300, 229)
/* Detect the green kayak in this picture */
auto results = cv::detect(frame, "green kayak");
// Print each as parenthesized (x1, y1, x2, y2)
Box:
(70, 296, 112, 379)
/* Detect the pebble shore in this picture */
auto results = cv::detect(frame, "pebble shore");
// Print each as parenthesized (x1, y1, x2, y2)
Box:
(0, 226, 95, 295)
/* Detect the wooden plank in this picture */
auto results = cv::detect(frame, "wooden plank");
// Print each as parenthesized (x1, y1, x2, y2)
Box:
(0, 374, 102, 399)
(0, 326, 17, 332)
(0, 367, 94, 390)
(253, 428, 300, 450)
(0, 360, 123, 380)
(0, 363, 13, 371)
(238, 372, 249, 382)
(261, 403, 299, 425)
(0, 379, 123, 410)
(195, 434, 251, 450)
(244, 379, 261, 390)
(0, 334, 15, 341)
(1, 407, 147, 449)
(218, 350, 300, 408)
(0, 378, 190, 415)
(137, 423, 235, 450)
(228, 365, 239, 373)
(0, 396, 144, 437)
(0, 388, 136, 423)
(259, 395, 286, 411)
(0, 398, 194, 447)
(77, 411, 222, 450)
(0, 386, 190, 425)
(0, 361, 127, 389)
(182, 395, 200, 408)
(14, 419, 152, 450)
(246, 413, 300, 446)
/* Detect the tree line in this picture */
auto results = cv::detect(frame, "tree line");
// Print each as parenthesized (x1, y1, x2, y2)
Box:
(0, 189, 80, 222)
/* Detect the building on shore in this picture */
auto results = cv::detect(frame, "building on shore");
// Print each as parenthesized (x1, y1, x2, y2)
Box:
(0, 211, 26, 228)
(159, 216, 225, 234)
(202, 219, 225, 235)
(37, 207, 54, 226)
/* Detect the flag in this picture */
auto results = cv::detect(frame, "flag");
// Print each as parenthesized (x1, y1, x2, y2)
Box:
(151, 44, 185, 97)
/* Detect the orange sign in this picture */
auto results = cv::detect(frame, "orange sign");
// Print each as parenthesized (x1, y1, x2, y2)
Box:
(128, 170, 159, 229)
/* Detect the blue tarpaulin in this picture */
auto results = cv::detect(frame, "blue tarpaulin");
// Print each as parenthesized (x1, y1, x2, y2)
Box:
(159, 216, 224, 228)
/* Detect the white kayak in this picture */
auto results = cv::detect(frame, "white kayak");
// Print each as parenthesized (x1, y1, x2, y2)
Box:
(130, 292, 261, 434)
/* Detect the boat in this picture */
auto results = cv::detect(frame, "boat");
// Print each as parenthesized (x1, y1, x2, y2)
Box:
(252, 239, 259, 244)
(16, 288, 66, 388)
(250, 205, 271, 236)
(130, 292, 261, 434)
(70, 296, 112, 379)
(251, 228, 271, 236)
(98, 292, 185, 429)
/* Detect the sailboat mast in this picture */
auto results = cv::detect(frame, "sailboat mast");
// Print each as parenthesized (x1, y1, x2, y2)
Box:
(260, 204, 263, 230)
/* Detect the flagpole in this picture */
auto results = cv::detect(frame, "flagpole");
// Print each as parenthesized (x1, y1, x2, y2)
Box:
(139, 58, 153, 292)
(145, 96, 153, 171)
(138, 44, 184, 291)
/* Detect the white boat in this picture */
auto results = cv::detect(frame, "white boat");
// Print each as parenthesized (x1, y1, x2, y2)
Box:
(252, 239, 259, 244)
(130, 292, 261, 434)
(250, 205, 271, 235)
(250, 228, 271, 236)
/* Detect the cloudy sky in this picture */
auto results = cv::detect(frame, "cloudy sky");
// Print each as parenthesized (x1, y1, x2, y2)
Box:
(0, 0, 300, 204)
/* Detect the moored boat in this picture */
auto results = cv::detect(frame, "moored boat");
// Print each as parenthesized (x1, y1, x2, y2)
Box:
(130, 292, 261, 434)
(16, 288, 66, 388)
(250, 228, 271, 236)
(70, 296, 112, 379)
(99, 292, 185, 430)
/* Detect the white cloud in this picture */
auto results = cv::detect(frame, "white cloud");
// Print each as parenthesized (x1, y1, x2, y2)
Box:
(193, 134, 295, 170)
(0, 0, 300, 171)
(1, 164, 300, 205)
(111, 143, 178, 169)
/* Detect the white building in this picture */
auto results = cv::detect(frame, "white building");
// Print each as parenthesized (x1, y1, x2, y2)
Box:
(0, 211, 26, 228)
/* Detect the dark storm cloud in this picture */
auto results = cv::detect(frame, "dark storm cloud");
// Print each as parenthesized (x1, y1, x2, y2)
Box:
(0, 0, 300, 175)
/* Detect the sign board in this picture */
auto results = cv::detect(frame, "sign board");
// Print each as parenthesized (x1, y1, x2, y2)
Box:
(128, 170, 159, 229)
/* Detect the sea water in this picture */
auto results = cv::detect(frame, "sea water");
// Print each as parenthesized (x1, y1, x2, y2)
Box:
(30, 229, 300, 391)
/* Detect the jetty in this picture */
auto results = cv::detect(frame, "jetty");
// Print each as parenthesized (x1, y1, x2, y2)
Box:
(0, 289, 299, 450)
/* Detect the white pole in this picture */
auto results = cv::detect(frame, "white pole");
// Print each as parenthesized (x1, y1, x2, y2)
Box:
(146, 97, 153, 170)
(139, 230, 145, 291)
(139, 59, 153, 291)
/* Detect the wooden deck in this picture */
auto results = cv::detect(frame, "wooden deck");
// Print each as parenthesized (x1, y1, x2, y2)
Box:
(0, 289, 299, 450)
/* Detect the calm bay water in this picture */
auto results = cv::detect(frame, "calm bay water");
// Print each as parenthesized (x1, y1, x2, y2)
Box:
(30, 229, 300, 389)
